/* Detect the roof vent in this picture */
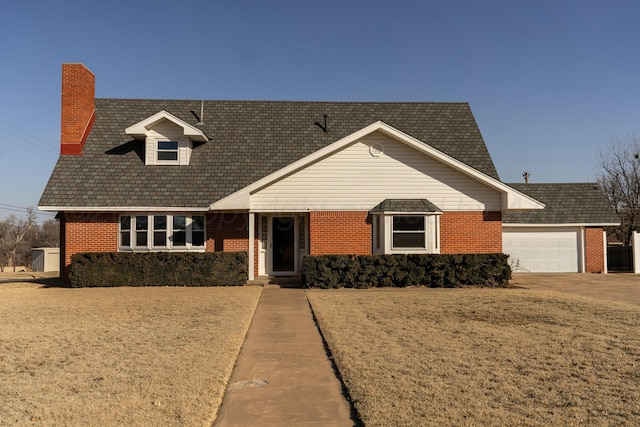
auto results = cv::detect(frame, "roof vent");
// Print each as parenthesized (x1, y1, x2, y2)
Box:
(190, 100, 204, 125)
(315, 114, 328, 133)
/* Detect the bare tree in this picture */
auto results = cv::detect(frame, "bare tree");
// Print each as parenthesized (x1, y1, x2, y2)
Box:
(0, 208, 36, 271)
(35, 218, 60, 248)
(596, 134, 640, 245)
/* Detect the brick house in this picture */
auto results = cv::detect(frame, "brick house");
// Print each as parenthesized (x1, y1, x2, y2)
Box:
(39, 64, 618, 280)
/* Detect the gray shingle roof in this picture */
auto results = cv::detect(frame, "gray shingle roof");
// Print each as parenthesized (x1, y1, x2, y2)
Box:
(39, 99, 499, 209)
(503, 183, 619, 225)
(370, 199, 442, 213)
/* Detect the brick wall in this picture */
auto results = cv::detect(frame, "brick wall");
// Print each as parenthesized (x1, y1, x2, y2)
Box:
(206, 212, 250, 252)
(61, 63, 95, 155)
(309, 211, 371, 255)
(585, 227, 605, 273)
(60, 212, 118, 278)
(440, 211, 502, 254)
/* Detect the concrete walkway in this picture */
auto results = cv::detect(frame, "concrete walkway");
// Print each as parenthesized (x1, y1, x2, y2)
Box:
(213, 287, 358, 427)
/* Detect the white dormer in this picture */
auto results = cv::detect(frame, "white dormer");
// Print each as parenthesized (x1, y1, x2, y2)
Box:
(125, 110, 208, 165)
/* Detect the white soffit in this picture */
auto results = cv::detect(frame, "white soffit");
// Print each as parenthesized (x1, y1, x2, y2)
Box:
(125, 110, 208, 142)
(209, 121, 545, 211)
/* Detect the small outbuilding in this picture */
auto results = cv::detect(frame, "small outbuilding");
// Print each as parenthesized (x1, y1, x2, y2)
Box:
(31, 248, 60, 272)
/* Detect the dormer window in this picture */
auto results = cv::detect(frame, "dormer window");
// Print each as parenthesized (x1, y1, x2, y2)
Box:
(157, 141, 179, 162)
(125, 110, 208, 166)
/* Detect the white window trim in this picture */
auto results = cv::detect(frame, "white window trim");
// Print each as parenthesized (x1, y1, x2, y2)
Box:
(373, 213, 440, 255)
(119, 213, 206, 252)
(145, 137, 192, 166)
(156, 140, 179, 164)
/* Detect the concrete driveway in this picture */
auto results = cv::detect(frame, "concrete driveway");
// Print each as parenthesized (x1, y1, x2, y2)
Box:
(510, 273, 640, 306)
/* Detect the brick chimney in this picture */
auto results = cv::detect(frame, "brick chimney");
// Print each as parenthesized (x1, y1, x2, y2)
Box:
(60, 63, 95, 155)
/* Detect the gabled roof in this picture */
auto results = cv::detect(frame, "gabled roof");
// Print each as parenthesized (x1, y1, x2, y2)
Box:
(125, 110, 209, 142)
(503, 183, 620, 226)
(210, 121, 544, 211)
(39, 99, 501, 210)
(370, 199, 442, 214)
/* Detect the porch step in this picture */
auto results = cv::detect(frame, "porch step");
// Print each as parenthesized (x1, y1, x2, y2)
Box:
(247, 276, 303, 288)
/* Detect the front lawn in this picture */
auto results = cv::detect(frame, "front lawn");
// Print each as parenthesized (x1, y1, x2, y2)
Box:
(307, 288, 640, 426)
(0, 284, 262, 426)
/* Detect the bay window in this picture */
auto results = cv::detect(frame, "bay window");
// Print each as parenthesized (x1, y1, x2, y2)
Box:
(373, 213, 440, 254)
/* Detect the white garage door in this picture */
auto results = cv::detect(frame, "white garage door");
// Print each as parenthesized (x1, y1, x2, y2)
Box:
(503, 228, 580, 273)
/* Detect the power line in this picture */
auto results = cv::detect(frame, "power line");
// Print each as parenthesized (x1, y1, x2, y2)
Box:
(0, 120, 59, 161)
(0, 203, 56, 217)
(0, 119, 58, 154)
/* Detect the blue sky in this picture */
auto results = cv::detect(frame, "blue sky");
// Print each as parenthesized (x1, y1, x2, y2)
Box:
(1, 0, 639, 220)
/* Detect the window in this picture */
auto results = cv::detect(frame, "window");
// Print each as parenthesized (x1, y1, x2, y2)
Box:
(172, 215, 186, 246)
(192, 216, 205, 247)
(298, 216, 306, 250)
(119, 214, 206, 251)
(392, 216, 425, 249)
(153, 215, 167, 247)
(157, 141, 178, 162)
(135, 216, 148, 247)
(373, 214, 440, 254)
(120, 216, 131, 247)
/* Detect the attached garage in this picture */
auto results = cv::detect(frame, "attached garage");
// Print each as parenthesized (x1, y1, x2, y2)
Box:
(502, 183, 619, 274)
(503, 228, 579, 273)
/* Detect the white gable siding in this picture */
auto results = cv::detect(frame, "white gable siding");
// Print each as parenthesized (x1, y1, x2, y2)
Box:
(251, 132, 501, 211)
(144, 120, 192, 165)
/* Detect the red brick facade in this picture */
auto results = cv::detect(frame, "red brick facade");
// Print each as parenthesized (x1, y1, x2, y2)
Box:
(59, 210, 608, 281)
(61, 64, 95, 155)
(585, 227, 605, 273)
(309, 211, 372, 255)
(204, 212, 259, 276)
(205, 212, 250, 252)
(440, 211, 502, 254)
(60, 212, 118, 278)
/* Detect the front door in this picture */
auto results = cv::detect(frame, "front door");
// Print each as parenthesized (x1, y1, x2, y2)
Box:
(272, 217, 295, 272)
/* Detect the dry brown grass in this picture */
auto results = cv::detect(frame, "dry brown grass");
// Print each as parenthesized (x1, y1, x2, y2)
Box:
(307, 288, 640, 426)
(0, 283, 262, 427)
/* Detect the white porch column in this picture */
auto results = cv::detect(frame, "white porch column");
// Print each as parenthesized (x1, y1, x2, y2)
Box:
(603, 230, 608, 274)
(579, 227, 586, 273)
(248, 213, 255, 281)
(633, 231, 640, 274)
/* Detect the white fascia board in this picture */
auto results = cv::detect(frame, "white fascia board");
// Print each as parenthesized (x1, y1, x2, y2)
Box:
(125, 110, 208, 142)
(38, 206, 208, 212)
(209, 121, 544, 211)
(503, 222, 620, 228)
(372, 211, 443, 215)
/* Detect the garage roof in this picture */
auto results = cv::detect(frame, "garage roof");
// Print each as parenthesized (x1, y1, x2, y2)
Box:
(503, 183, 619, 225)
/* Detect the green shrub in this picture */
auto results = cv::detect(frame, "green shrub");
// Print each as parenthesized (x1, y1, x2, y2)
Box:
(68, 252, 248, 288)
(301, 253, 511, 289)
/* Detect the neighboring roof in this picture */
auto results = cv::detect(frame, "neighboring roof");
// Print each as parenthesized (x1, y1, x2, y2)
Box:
(370, 199, 442, 213)
(502, 183, 619, 225)
(39, 100, 499, 209)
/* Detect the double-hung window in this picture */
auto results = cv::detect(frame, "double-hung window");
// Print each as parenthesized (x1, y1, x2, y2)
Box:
(392, 216, 426, 249)
(157, 141, 179, 162)
(119, 214, 206, 251)
(372, 213, 440, 254)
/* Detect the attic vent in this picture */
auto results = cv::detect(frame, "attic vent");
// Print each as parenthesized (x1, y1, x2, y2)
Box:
(315, 114, 328, 133)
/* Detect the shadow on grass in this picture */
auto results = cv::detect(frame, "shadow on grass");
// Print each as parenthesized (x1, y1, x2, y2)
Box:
(31, 276, 69, 288)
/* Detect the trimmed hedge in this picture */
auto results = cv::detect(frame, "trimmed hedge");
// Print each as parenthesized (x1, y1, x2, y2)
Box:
(68, 252, 248, 288)
(301, 253, 511, 289)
